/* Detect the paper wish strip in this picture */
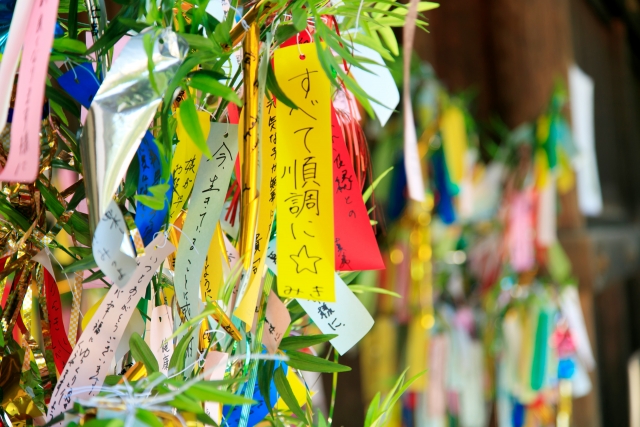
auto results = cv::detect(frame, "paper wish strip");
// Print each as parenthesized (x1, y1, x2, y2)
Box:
(0, 0, 35, 134)
(92, 200, 138, 287)
(275, 43, 335, 302)
(47, 235, 175, 422)
(331, 106, 384, 271)
(174, 123, 238, 368)
(265, 239, 373, 355)
(4, 0, 59, 181)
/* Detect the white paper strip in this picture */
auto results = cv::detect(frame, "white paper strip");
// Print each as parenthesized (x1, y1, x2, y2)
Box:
(569, 65, 602, 216)
(560, 286, 596, 370)
(203, 351, 229, 425)
(350, 43, 400, 127)
(92, 200, 137, 287)
(150, 305, 175, 374)
(265, 243, 372, 355)
(174, 123, 238, 368)
(47, 235, 175, 423)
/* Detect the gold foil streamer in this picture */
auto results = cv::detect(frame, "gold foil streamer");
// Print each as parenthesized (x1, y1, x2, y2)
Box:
(119, 361, 147, 383)
(2, 264, 33, 340)
(211, 301, 241, 341)
(237, 23, 260, 272)
(67, 271, 83, 347)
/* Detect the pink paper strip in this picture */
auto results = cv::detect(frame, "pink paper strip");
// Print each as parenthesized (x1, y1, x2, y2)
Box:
(6, 0, 60, 182)
(0, 0, 35, 134)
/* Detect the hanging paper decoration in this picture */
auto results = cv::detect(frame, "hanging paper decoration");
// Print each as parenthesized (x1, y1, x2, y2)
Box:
(275, 43, 335, 302)
(0, 0, 447, 424)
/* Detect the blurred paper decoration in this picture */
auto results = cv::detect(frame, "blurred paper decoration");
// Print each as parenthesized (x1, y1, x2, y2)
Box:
(402, 0, 426, 202)
(350, 42, 400, 127)
(440, 106, 468, 191)
(569, 65, 602, 216)
(80, 29, 188, 229)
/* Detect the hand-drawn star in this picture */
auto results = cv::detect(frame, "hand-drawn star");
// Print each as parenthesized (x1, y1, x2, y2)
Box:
(290, 245, 321, 274)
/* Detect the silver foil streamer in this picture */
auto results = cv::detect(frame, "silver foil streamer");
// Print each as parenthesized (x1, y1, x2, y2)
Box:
(80, 28, 188, 231)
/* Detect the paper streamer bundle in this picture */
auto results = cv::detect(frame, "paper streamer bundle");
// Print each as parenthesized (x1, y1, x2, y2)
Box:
(0, 0, 440, 425)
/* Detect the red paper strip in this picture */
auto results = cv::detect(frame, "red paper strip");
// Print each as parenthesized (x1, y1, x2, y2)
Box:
(331, 106, 384, 271)
(44, 269, 73, 372)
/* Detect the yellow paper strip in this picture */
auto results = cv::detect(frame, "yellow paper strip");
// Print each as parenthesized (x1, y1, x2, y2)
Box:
(440, 106, 468, 187)
(234, 96, 277, 325)
(275, 43, 335, 302)
(169, 110, 210, 223)
(200, 223, 225, 303)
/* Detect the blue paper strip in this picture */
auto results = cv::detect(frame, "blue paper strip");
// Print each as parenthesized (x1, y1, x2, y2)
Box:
(135, 133, 173, 245)
(432, 147, 456, 224)
(57, 62, 101, 109)
(222, 362, 286, 427)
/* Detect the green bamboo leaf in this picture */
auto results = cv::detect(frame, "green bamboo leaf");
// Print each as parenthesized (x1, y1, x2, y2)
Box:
(52, 38, 87, 54)
(49, 100, 69, 126)
(274, 367, 307, 420)
(196, 412, 219, 426)
(348, 285, 401, 298)
(279, 334, 337, 351)
(188, 69, 228, 81)
(179, 97, 212, 158)
(67, 246, 93, 257)
(363, 166, 393, 203)
(275, 23, 302, 47)
(45, 86, 80, 118)
(130, 332, 160, 373)
(135, 408, 163, 427)
(292, 8, 308, 31)
(84, 269, 106, 282)
(259, 360, 275, 412)
(180, 33, 216, 52)
(124, 155, 140, 199)
(169, 394, 206, 414)
(364, 391, 381, 427)
(377, 26, 399, 57)
(61, 254, 97, 274)
(185, 381, 257, 405)
(189, 74, 242, 107)
(83, 419, 124, 427)
(143, 33, 159, 95)
(285, 351, 351, 373)
(169, 327, 198, 376)
(135, 183, 170, 211)
(266, 62, 298, 110)
(117, 17, 151, 33)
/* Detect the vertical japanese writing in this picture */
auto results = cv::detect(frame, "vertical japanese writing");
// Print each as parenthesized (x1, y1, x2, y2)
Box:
(169, 110, 210, 223)
(234, 96, 279, 325)
(174, 124, 238, 368)
(6, 0, 60, 181)
(47, 236, 175, 423)
(330, 106, 385, 271)
(276, 44, 335, 302)
(92, 201, 138, 288)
